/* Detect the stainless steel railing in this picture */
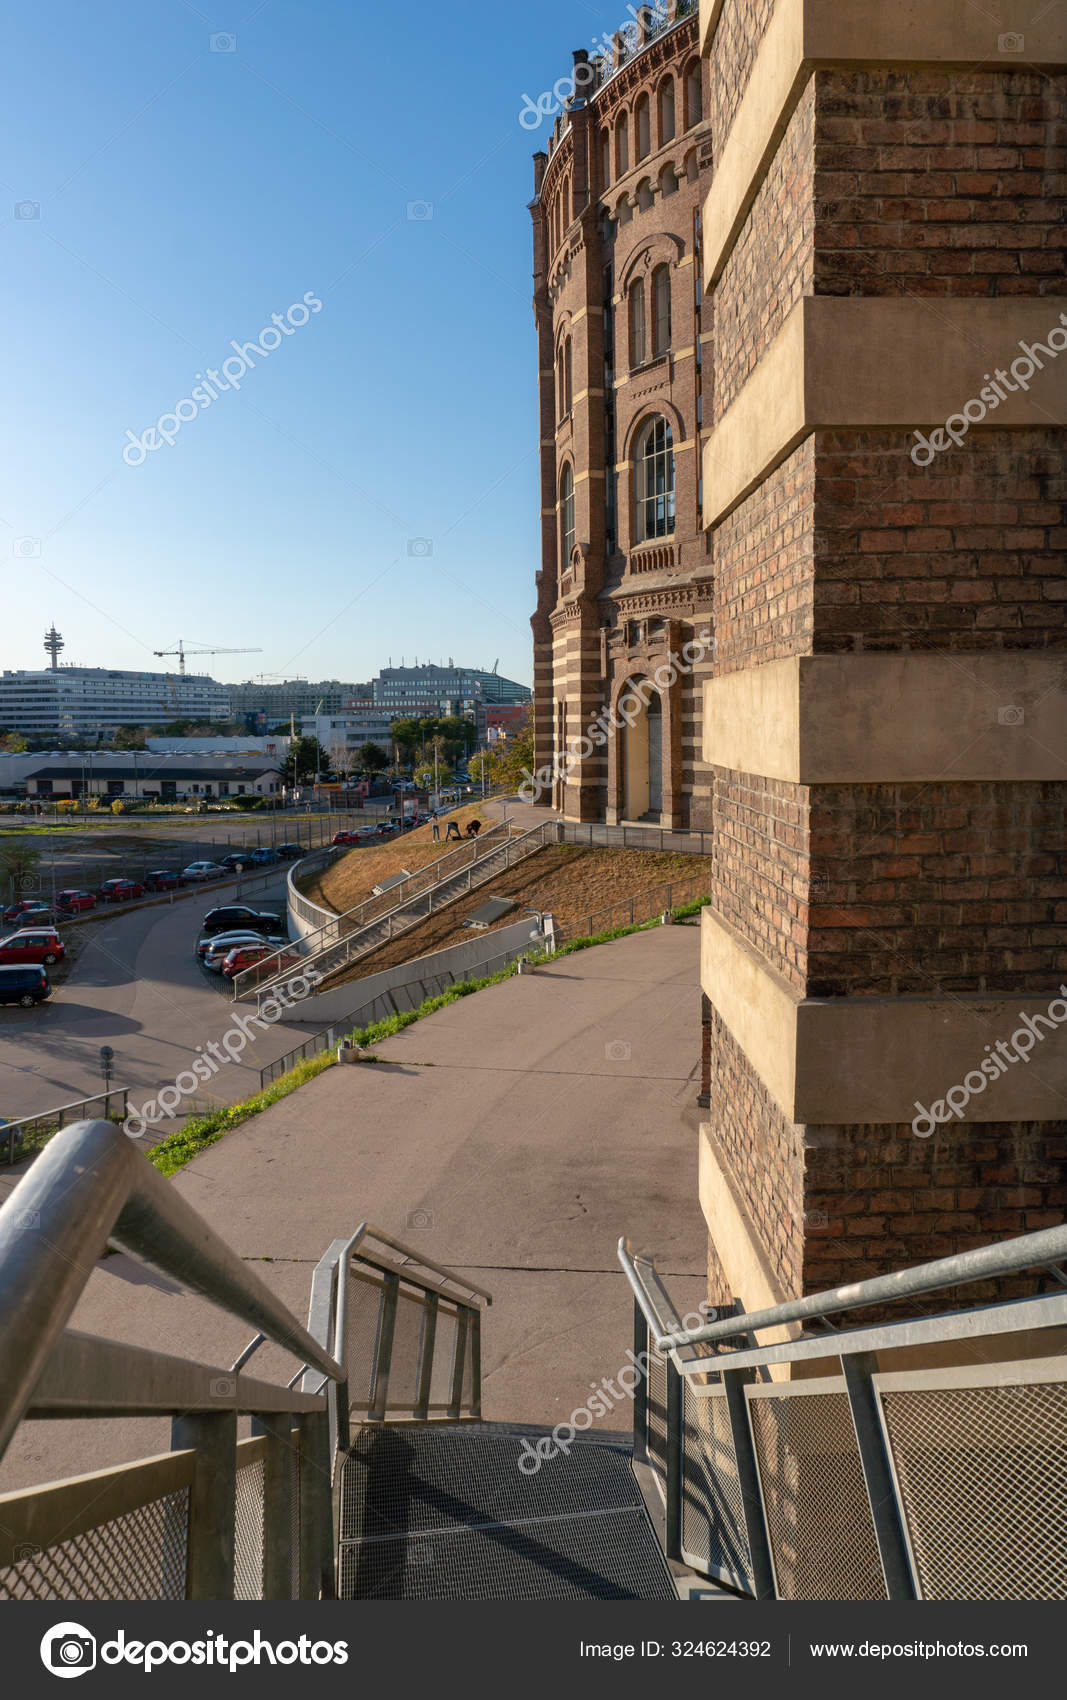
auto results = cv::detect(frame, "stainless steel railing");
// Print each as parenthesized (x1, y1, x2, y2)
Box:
(0, 1120, 344, 1601)
(619, 1225, 1067, 1601)
(1, 1088, 131, 1166)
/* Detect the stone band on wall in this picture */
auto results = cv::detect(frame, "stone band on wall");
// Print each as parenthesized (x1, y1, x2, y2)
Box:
(702, 909, 1067, 1126)
(702, 295, 1067, 525)
(703, 654, 1067, 783)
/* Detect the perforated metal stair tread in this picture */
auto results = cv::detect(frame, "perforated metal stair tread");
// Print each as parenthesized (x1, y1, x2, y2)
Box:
(338, 1426, 677, 1601)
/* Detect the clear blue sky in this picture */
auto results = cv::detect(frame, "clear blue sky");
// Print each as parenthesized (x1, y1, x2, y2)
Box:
(1, 0, 621, 689)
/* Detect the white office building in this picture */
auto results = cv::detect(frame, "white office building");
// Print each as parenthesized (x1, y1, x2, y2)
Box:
(0, 668, 229, 737)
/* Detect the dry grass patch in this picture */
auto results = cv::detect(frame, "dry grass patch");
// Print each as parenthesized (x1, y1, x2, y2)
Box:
(314, 844, 710, 988)
(297, 801, 507, 915)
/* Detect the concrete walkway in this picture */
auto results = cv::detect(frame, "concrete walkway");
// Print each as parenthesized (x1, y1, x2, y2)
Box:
(0, 927, 708, 1489)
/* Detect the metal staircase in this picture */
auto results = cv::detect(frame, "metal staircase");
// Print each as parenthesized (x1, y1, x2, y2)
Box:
(1, 1121, 1065, 1603)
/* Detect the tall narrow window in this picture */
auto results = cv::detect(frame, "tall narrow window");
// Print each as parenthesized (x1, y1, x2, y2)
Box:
(560, 464, 575, 568)
(685, 60, 703, 129)
(659, 77, 675, 144)
(616, 112, 629, 175)
(564, 337, 573, 413)
(600, 128, 611, 192)
(629, 279, 646, 367)
(556, 347, 565, 420)
(652, 265, 671, 356)
(635, 416, 675, 541)
(635, 93, 651, 161)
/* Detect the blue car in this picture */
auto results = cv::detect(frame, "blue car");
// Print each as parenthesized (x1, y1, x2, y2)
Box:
(249, 847, 277, 865)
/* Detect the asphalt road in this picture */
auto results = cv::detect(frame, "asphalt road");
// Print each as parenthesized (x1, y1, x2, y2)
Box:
(0, 877, 314, 1133)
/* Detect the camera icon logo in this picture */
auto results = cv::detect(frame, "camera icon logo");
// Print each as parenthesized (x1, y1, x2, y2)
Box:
(13, 538, 41, 558)
(40, 1622, 97, 1679)
(998, 705, 1025, 727)
(210, 32, 237, 52)
(407, 1208, 435, 1230)
(15, 200, 40, 220)
(15, 1208, 40, 1231)
(407, 537, 434, 558)
(209, 1375, 237, 1399)
(407, 201, 434, 221)
(998, 31, 1025, 53)
(605, 1040, 631, 1062)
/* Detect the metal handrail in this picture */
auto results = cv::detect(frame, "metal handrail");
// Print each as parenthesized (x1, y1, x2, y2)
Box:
(0, 1120, 343, 1464)
(1, 1088, 130, 1165)
(620, 1222, 1067, 1353)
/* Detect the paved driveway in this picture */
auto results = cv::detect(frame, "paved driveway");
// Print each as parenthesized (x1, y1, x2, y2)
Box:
(0, 927, 709, 1488)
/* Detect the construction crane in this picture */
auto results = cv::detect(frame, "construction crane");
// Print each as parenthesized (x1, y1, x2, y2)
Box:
(153, 640, 262, 677)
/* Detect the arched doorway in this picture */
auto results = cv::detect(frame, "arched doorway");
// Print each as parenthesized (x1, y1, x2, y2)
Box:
(623, 680, 663, 821)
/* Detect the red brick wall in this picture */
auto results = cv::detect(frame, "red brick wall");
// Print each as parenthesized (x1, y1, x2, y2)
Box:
(712, 769, 810, 990)
(712, 440, 817, 674)
(807, 781, 1067, 997)
(804, 1120, 1067, 1301)
(714, 80, 816, 416)
(708, 1010, 805, 1300)
(814, 69, 1067, 300)
(709, 0, 777, 144)
(813, 430, 1067, 652)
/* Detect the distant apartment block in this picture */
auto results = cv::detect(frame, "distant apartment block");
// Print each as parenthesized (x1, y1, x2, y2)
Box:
(0, 667, 229, 737)
(371, 664, 532, 712)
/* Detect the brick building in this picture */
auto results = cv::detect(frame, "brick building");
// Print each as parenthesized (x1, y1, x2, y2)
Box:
(533, 1, 1067, 1309)
(530, 1, 715, 828)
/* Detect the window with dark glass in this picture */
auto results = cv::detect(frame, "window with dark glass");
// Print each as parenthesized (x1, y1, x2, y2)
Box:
(652, 265, 671, 356)
(629, 279, 646, 367)
(635, 417, 676, 541)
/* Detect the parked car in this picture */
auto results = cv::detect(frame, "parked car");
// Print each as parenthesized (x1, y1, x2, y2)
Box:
(143, 869, 180, 892)
(2, 898, 51, 925)
(200, 905, 287, 938)
(222, 944, 302, 981)
(181, 862, 226, 883)
(98, 878, 145, 902)
(200, 931, 282, 971)
(56, 889, 97, 913)
(0, 965, 51, 1006)
(276, 843, 305, 859)
(218, 853, 250, 872)
(249, 846, 277, 865)
(332, 830, 358, 846)
(0, 930, 66, 966)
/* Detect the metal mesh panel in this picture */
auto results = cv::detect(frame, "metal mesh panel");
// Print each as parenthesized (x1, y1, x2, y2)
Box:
(681, 1378, 752, 1592)
(749, 1391, 886, 1601)
(234, 1457, 265, 1601)
(0, 1489, 189, 1601)
(881, 1381, 1067, 1601)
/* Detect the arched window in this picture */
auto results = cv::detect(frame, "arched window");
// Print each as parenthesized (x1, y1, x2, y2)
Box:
(616, 194, 633, 227)
(635, 93, 651, 161)
(560, 464, 575, 567)
(600, 128, 611, 192)
(564, 336, 573, 413)
(659, 77, 675, 145)
(685, 60, 703, 129)
(660, 163, 679, 198)
(556, 346, 565, 419)
(616, 112, 629, 176)
(652, 265, 671, 356)
(635, 416, 675, 540)
(629, 279, 646, 367)
(636, 178, 654, 212)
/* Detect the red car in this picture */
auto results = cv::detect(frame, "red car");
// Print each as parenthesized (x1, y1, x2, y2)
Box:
(222, 944, 301, 981)
(98, 878, 145, 902)
(144, 869, 180, 891)
(3, 898, 51, 924)
(0, 929, 65, 966)
(56, 889, 97, 913)
(332, 830, 358, 846)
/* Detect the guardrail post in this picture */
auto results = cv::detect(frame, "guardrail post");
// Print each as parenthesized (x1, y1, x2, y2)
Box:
(469, 1306, 482, 1418)
(841, 1351, 917, 1600)
(295, 1408, 335, 1600)
(721, 1367, 777, 1600)
(632, 1299, 649, 1464)
(449, 1307, 470, 1418)
(369, 1273, 400, 1421)
(664, 1356, 683, 1562)
(172, 1411, 237, 1600)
